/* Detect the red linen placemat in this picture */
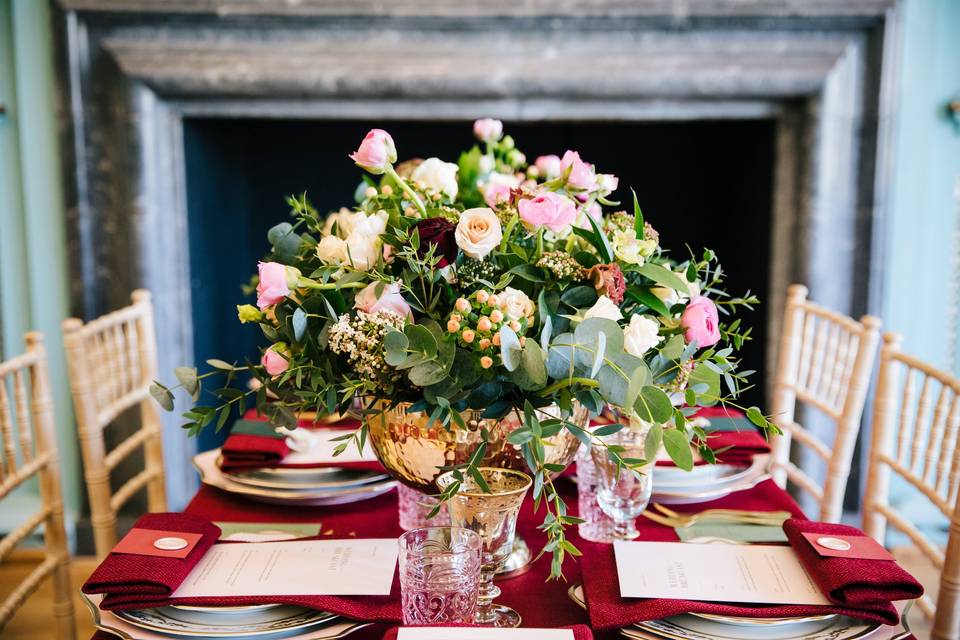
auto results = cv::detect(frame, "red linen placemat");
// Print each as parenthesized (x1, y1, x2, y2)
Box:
(382, 625, 595, 639)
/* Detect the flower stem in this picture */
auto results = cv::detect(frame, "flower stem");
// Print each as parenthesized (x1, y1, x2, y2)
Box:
(386, 165, 427, 217)
(537, 377, 600, 396)
(298, 278, 366, 290)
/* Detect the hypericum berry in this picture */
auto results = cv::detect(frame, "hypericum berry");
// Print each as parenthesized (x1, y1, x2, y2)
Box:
(490, 309, 504, 323)
(509, 320, 521, 332)
(479, 338, 492, 350)
(488, 294, 501, 308)
(462, 329, 476, 343)
(455, 298, 471, 313)
(480, 356, 494, 369)
(492, 333, 501, 346)
(447, 319, 461, 333)
(477, 317, 492, 332)
(381, 184, 394, 196)
(476, 290, 490, 304)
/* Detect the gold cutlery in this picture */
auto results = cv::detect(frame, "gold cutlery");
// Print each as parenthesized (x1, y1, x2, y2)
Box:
(643, 503, 792, 528)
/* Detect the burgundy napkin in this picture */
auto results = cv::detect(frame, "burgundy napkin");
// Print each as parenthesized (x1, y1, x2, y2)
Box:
(382, 625, 594, 639)
(699, 430, 771, 466)
(783, 518, 924, 606)
(579, 539, 902, 629)
(81, 513, 221, 607)
(219, 414, 383, 473)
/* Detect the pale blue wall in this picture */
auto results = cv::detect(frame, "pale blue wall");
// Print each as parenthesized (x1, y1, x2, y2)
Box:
(883, 0, 960, 374)
(0, 0, 80, 535)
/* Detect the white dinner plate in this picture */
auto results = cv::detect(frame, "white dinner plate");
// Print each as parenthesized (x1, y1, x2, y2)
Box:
(83, 593, 369, 640)
(194, 450, 396, 506)
(223, 464, 389, 491)
(114, 603, 336, 638)
(566, 584, 879, 640)
(653, 463, 753, 489)
(652, 455, 771, 505)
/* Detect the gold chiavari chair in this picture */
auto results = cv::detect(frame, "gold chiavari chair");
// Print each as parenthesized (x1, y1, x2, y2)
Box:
(62, 290, 167, 558)
(770, 284, 881, 522)
(0, 333, 75, 638)
(863, 333, 960, 640)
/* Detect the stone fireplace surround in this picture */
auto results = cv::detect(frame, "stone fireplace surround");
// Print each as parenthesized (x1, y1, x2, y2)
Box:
(53, 0, 902, 510)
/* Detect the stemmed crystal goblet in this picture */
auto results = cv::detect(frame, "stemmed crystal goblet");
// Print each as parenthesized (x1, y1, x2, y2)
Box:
(436, 467, 531, 628)
(590, 426, 653, 541)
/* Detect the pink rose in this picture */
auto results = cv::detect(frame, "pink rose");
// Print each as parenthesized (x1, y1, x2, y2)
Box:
(560, 150, 595, 190)
(256, 261, 291, 310)
(575, 202, 602, 230)
(473, 118, 503, 142)
(349, 129, 397, 175)
(261, 344, 290, 376)
(534, 154, 562, 179)
(354, 281, 412, 320)
(483, 182, 514, 208)
(518, 191, 577, 233)
(681, 296, 721, 347)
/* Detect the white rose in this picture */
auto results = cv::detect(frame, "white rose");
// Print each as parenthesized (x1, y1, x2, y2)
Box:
(595, 173, 619, 196)
(350, 210, 388, 237)
(500, 287, 535, 321)
(316, 235, 348, 264)
(412, 157, 459, 201)
(344, 232, 382, 271)
(455, 207, 502, 260)
(623, 315, 663, 357)
(583, 295, 623, 322)
(322, 208, 355, 237)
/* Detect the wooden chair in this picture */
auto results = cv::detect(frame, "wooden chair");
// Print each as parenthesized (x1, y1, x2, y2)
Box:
(62, 289, 167, 558)
(0, 333, 75, 638)
(769, 284, 881, 522)
(863, 334, 960, 639)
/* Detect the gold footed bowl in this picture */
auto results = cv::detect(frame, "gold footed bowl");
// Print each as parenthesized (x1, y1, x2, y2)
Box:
(364, 400, 589, 576)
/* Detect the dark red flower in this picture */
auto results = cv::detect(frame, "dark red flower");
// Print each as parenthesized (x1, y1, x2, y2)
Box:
(588, 263, 626, 305)
(412, 217, 458, 268)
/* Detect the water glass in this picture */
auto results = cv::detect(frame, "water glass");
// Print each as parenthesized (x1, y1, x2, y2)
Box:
(591, 428, 653, 540)
(399, 526, 482, 625)
(398, 484, 451, 531)
(576, 444, 616, 542)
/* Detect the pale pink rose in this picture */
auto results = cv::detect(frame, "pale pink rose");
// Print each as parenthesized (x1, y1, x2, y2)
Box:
(534, 154, 562, 179)
(560, 150, 595, 190)
(353, 281, 412, 320)
(680, 296, 721, 347)
(480, 172, 520, 208)
(261, 345, 290, 376)
(517, 191, 577, 233)
(349, 129, 397, 175)
(575, 202, 603, 230)
(596, 173, 619, 195)
(256, 261, 290, 310)
(473, 118, 503, 142)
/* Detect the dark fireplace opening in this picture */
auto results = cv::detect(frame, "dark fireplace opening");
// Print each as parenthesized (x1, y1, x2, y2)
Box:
(184, 118, 775, 451)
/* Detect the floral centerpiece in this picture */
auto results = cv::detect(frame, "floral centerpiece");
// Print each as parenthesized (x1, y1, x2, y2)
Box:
(154, 119, 775, 577)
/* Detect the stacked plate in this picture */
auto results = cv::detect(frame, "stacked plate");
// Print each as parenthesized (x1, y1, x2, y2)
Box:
(652, 454, 770, 505)
(83, 594, 369, 640)
(193, 449, 396, 506)
(567, 585, 883, 640)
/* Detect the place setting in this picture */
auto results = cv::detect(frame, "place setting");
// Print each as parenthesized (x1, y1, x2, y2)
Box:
(193, 414, 396, 507)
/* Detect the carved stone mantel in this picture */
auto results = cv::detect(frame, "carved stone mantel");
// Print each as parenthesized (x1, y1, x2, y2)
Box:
(52, 0, 902, 510)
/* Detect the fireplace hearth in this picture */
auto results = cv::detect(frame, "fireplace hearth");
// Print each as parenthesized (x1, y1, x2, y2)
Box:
(54, 0, 902, 511)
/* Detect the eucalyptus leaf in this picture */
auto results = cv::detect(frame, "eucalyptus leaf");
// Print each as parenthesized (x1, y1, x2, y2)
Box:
(645, 423, 663, 462)
(499, 326, 522, 372)
(384, 330, 409, 366)
(292, 307, 308, 342)
(174, 367, 198, 396)
(510, 341, 548, 390)
(634, 385, 674, 424)
(662, 428, 694, 471)
(149, 382, 174, 411)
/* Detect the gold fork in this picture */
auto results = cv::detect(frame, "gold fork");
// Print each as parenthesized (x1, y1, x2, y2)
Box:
(644, 503, 792, 528)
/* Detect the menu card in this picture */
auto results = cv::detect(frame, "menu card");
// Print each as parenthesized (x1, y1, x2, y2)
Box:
(397, 630, 574, 640)
(614, 540, 831, 605)
(172, 539, 398, 597)
(283, 429, 378, 464)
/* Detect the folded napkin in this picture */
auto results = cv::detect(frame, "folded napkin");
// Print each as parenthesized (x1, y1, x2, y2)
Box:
(579, 539, 902, 629)
(653, 406, 770, 467)
(219, 416, 382, 473)
(783, 518, 924, 606)
(81, 513, 221, 607)
(382, 625, 594, 639)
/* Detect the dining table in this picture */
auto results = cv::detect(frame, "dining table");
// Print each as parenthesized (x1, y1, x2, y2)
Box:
(85, 420, 917, 640)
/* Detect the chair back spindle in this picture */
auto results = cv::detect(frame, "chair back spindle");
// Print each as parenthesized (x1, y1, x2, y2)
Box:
(63, 289, 167, 558)
(0, 333, 75, 638)
(770, 284, 881, 522)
